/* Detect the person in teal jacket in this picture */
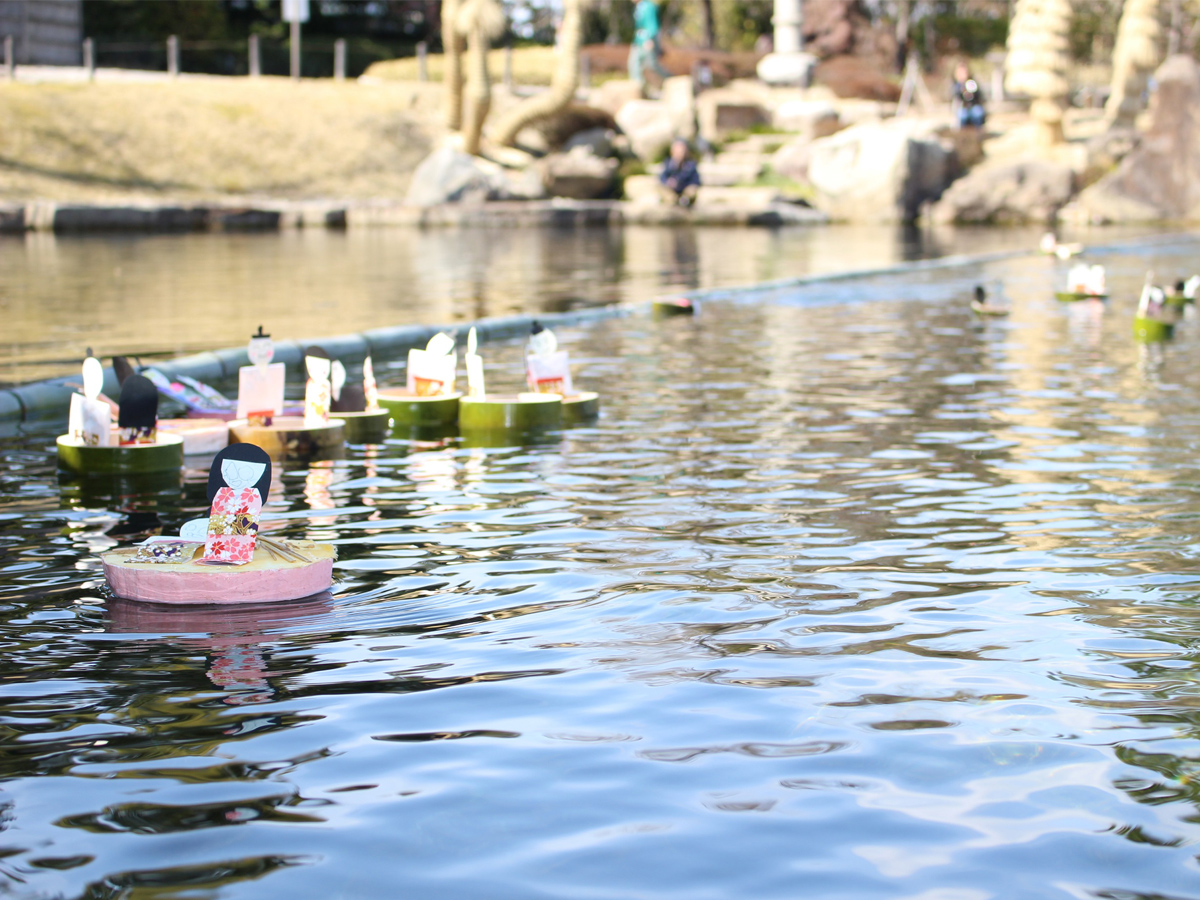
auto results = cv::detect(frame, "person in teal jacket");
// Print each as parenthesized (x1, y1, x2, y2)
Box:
(628, 0, 669, 87)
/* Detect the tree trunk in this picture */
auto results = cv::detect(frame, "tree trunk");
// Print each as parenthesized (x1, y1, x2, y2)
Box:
(442, 0, 466, 130)
(491, 0, 584, 148)
(699, 0, 715, 50)
(458, 0, 506, 156)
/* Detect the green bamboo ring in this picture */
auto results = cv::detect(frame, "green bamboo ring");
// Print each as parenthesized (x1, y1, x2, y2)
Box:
(377, 390, 462, 429)
(1133, 316, 1174, 342)
(562, 392, 601, 424)
(458, 394, 563, 433)
(1055, 291, 1108, 302)
(56, 434, 184, 476)
(336, 409, 392, 443)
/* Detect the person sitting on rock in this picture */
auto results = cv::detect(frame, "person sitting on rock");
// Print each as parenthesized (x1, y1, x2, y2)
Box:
(952, 61, 985, 130)
(659, 138, 701, 207)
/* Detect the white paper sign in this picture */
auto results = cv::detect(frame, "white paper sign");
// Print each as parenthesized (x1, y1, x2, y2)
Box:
(237, 362, 286, 422)
(526, 350, 573, 396)
(69, 393, 113, 447)
(406, 349, 457, 396)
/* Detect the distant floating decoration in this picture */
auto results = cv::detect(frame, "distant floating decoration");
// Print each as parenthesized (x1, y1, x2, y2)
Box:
(377, 332, 462, 431)
(970, 284, 1009, 318)
(1055, 263, 1107, 302)
(100, 443, 336, 604)
(524, 321, 600, 423)
(652, 297, 697, 318)
(459, 326, 563, 441)
(1133, 273, 1177, 343)
(228, 331, 346, 460)
(57, 352, 184, 477)
(329, 356, 391, 443)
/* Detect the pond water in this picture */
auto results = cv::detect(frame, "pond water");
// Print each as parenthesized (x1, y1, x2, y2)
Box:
(4, 227, 1200, 899)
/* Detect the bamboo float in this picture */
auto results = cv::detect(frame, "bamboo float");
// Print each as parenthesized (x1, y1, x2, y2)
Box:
(1133, 317, 1174, 342)
(335, 408, 392, 443)
(377, 390, 462, 429)
(458, 393, 563, 436)
(562, 391, 601, 423)
(56, 433, 185, 476)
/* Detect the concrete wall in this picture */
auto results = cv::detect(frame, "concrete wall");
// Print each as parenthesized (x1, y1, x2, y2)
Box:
(0, 0, 82, 66)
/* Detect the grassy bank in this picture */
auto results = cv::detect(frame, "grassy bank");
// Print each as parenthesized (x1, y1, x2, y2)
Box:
(0, 77, 443, 203)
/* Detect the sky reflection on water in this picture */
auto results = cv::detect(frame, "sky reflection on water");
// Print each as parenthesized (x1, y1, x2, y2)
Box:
(2, 229, 1200, 898)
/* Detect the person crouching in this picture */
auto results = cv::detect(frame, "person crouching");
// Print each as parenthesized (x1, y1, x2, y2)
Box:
(659, 138, 701, 207)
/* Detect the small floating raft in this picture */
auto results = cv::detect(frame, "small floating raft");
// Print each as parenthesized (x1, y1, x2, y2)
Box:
(229, 416, 346, 460)
(157, 418, 230, 456)
(101, 539, 336, 604)
(1134, 317, 1174, 342)
(562, 391, 601, 423)
(57, 434, 184, 476)
(459, 393, 563, 433)
(376, 390, 462, 429)
(1055, 291, 1108, 303)
(335, 408, 392, 443)
(653, 297, 696, 318)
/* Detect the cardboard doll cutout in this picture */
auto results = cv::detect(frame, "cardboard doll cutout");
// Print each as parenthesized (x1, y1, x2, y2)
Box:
(237, 326, 286, 425)
(330, 360, 367, 413)
(304, 347, 332, 425)
(112, 356, 136, 387)
(117, 374, 158, 444)
(465, 327, 485, 398)
(1066, 264, 1106, 297)
(525, 321, 572, 396)
(363, 355, 380, 410)
(201, 444, 272, 565)
(406, 332, 457, 397)
(68, 353, 113, 447)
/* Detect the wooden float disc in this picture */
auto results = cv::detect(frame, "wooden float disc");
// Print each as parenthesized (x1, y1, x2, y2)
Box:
(459, 393, 563, 433)
(101, 540, 336, 605)
(1055, 291, 1108, 303)
(562, 391, 601, 423)
(1133, 317, 1175, 342)
(336, 408, 392, 443)
(377, 390, 462, 429)
(56, 434, 184, 476)
(157, 418, 230, 456)
(228, 416, 346, 460)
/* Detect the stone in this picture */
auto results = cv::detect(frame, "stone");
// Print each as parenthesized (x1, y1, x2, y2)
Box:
(697, 159, 764, 187)
(661, 75, 697, 140)
(562, 127, 617, 158)
(771, 100, 841, 138)
(1067, 55, 1200, 223)
(813, 56, 901, 102)
(588, 79, 644, 118)
(539, 147, 619, 200)
(404, 146, 546, 207)
(806, 120, 957, 222)
(930, 160, 1075, 225)
(529, 103, 618, 150)
(770, 136, 814, 182)
(697, 89, 769, 143)
(757, 51, 817, 87)
(615, 99, 677, 162)
(623, 174, 662, 205)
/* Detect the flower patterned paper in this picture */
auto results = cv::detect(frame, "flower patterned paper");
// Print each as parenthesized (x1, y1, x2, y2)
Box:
(203, 486, 263, 564)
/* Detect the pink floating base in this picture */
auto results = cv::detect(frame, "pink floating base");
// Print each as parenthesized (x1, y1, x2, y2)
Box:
(157, 418, 230, 455)
(101, 541, 336, 604)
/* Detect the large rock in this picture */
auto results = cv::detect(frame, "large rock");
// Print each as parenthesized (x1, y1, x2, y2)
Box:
(615, 99, 677, 162)
(404, 146, 545, 207)
(589, 79, 644, 118)
(623, 174, 662, 205)
(661, 75, 697, 140)
(772, 100, 841, 138)
(1067, 55, 1200, 223)
(539, 147, 618, 200)
(562, 127, 617, 158)
(806, 120, 956, 222)
(529, 103, 618, 150)
(931, 160, 1075, 225)
(697, 89, 769, 143)
(771, 136, 814, 183)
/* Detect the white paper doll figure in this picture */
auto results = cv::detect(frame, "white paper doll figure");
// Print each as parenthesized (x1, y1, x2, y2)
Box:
(525, 322, 572, 396)
(68, 355, 113, 447)
(466, 327, 485, 398)
(237, 326, 285, 425)
(406, 332, 457, 397)
(304, 348, 332, 426)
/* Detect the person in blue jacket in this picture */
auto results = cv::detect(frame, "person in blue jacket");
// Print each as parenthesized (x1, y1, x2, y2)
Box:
(659, 138, 701, 207)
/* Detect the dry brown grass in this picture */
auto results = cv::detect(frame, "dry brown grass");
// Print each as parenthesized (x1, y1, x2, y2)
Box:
(0, 77, 444, 203)
(366, 45, 561, 86)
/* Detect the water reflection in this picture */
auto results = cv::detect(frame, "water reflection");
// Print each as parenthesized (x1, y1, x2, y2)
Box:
(4, 234, 1200, 898)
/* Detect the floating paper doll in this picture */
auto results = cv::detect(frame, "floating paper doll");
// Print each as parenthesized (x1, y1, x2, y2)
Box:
(1066, 263, 1106, 297)
(304, 347, 332, 425)
(363, 356, 379, 410)
(68, 352, 113, 447)
(117, 374, 158, 444)
(407, 332, 457, 397)
(1138, 273, 1169, 321)
(329, 360, 364, 413)
(237, 326, 286, 425)
(201, 444, 272, 565)
(466, 327, 485, 397)
(525, 321, 572, 396)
